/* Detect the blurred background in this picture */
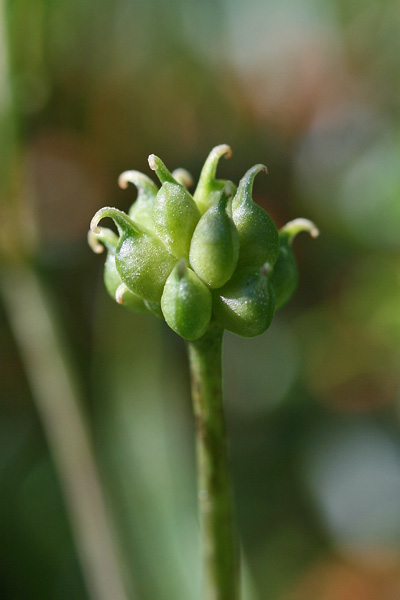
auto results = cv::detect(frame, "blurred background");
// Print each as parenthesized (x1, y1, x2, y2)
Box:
(1, 0, 400, 598)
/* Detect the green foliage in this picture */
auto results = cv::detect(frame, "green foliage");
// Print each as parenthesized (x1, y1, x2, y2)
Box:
(89, 146, 318, 340)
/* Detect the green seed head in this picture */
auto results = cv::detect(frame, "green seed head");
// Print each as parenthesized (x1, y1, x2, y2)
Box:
(89, 147, 318, 339)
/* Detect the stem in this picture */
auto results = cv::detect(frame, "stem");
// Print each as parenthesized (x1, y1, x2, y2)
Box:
(187, 324, 239, 600)
(1, 266, 131, 600)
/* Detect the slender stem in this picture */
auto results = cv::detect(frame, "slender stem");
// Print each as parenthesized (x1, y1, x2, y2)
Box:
(187, 324, 239, 600)
(1, 266, 131, 600)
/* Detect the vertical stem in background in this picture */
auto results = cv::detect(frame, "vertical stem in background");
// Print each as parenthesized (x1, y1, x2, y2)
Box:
(0, 1, 131, 597)
(1, 268, 131, 600)
(188, 324, 239, 600)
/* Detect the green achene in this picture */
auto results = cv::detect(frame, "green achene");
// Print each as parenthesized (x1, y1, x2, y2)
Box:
(189, 183, 239, 289)
(153, 182, 200, 260)
(88, 226, 149, 314)
(91, 207, 175, 304)
(161, 260, 212, 340)
(232, 164, 279, 268)
(213, 264, 275, 337)
(271, 218, 319, 310)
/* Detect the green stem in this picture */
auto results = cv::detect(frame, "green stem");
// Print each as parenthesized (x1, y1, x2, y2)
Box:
(187, 324, 239, 600)
(1, 267, 131, 600)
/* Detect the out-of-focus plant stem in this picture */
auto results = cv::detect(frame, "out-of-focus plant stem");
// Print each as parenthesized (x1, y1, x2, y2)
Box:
(1, 268, 131, 600)
(0, 1, 130, 598)
(188, 323, 239, 600)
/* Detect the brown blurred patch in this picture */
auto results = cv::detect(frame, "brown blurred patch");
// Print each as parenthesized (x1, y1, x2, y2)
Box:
(296, 302, 400, 412)
(284, 556, 400, 600)
(24, 128, 109, 247)
(323, 372, 400, 412)
(241, 29, 352, 138)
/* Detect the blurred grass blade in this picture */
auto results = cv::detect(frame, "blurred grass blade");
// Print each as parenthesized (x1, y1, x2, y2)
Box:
(93, 306, 201, 600)
(1, 267, 132, 600)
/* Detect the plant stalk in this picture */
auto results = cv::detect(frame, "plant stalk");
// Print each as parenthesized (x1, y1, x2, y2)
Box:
(187, 324, 239, 600)
(1, 267, 131, 600)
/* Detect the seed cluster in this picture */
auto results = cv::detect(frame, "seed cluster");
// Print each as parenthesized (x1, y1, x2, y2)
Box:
(89, 145, 318, 340)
